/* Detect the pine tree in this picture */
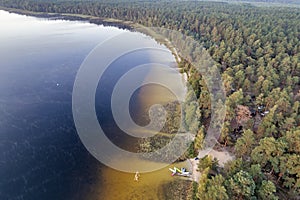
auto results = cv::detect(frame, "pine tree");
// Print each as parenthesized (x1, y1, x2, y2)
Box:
(235, 129, 255, 159)
(258, 180, 278, 200)
(226, 170, 256, 200)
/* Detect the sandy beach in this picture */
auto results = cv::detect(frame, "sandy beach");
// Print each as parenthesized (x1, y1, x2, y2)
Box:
(189, 149, 234, 182)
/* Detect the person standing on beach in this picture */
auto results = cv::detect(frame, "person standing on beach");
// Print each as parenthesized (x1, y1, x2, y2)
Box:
(134, 171, 140, 182)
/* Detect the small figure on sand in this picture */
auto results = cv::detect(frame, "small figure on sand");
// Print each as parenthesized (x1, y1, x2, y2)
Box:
(134, 171, 140, 182)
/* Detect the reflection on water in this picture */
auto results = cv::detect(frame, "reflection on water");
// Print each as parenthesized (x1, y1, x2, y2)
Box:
(0, 10, 186, 200)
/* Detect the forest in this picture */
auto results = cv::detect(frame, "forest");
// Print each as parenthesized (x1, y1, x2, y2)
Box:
(215, 0, 300, 5)
(0, 0, 299, 199)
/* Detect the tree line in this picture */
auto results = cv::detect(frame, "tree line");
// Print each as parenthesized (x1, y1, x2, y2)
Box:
(0, 0, 299, 199)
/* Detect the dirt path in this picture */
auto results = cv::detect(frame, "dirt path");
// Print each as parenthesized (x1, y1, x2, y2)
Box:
(188, 148, 234, 182)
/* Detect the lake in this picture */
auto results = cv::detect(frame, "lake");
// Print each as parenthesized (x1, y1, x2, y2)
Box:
(0, 10, 188, 200)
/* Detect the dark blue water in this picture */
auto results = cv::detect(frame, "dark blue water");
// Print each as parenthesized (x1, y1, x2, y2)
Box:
(0, 10, 123, 200)
(0, 10, 176, 200)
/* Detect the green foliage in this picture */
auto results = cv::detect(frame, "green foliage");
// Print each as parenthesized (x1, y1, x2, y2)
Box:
(235, 129, 255, 158)
(183, 100, 201, 134)
(204, 175, 229, 200)
(198, 155, 218, 173)
(248, 164, 264, 186)
(1, 0, 299, 197)
(223, 158, 244, 178)
(220, 121, 233, 146)
(194, 126, 205, 152)
(187, 141, 198, 158)
(258, 180, 278, 200)
(226, 170, 256, 200)
(197, 171, 229, 200)
(197, 167, 210, 200)
(285, 129, 300, 154)
(251, 137, 287, 173)
(226, 89, 244, 121)
(191, 181, 198, 200)
(251, 129, 300, 193)
(257, 105, 278, 138)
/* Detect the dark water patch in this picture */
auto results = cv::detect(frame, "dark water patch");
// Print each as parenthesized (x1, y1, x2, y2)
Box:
(0, 10, 126, 200)
(0, 10, 179, 200)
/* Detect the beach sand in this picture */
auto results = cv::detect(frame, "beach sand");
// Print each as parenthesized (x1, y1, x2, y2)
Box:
(189, 149, 234, 182)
